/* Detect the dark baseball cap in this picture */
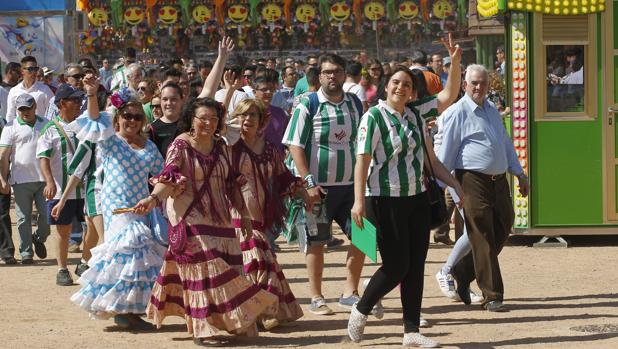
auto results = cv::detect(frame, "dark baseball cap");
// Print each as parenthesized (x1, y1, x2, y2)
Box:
(15, 94, 35, 110)
(54, 84, 84, 105)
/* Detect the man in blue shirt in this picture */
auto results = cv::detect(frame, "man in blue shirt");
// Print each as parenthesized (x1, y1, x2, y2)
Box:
(436, 64, 529, 312)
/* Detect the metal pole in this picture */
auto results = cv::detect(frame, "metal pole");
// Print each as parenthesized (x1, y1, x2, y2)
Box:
(375, 22, 381, 61)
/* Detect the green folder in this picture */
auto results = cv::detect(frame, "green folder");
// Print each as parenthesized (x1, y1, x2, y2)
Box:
(352, 217, 377, 262)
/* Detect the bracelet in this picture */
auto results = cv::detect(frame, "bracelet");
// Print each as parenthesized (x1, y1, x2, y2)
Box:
(304, 174, 316, 189)
(149, 193, 162, 206)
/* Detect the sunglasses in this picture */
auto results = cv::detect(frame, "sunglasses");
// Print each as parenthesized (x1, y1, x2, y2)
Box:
(120, 112, 144, 121)
(63, 97, 82, 104)
(68, 73, 85, 80)
(151, 104, 161, 109)
(137, 86, 151, 92)
(24, 66, 39, 73)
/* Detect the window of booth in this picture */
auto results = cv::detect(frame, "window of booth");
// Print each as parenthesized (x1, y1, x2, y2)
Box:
(534, 14, 597, 120)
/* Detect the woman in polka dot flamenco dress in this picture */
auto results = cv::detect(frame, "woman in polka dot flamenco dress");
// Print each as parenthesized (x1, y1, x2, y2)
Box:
(70, 84, 166, 330)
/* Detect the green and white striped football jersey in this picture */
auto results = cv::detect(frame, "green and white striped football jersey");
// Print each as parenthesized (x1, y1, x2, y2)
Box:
(357, 97, 437, 197)
(283, 88, 363, 186)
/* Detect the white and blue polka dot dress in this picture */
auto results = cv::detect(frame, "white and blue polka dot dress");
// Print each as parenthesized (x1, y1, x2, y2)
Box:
(70, 117, 167, 318)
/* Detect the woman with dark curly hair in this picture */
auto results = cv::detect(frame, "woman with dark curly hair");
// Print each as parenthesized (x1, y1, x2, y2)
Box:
(135, 97, 277, 345)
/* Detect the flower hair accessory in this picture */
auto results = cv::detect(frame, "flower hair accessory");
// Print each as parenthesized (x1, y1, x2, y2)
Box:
(110, 87, 133, 109)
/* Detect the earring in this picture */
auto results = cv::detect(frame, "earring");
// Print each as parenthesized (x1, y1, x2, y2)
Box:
(189, 128, 195, 137)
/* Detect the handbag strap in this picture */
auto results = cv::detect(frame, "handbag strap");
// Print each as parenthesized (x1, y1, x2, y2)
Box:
(414, 113, 437, 179)
(52, 118, 75, 154)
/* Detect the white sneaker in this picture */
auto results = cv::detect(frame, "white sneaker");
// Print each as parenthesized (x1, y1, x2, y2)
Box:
(363, 278, 384, 319)
(451, 290, 484, 304)
(372, 300, 384, 319)
(469, 290, 484, 303)
(403, 332, 440, 348)
(419, 317, 430, 328)
(435, 270, 457, 299)
(347, 303, 368, 343)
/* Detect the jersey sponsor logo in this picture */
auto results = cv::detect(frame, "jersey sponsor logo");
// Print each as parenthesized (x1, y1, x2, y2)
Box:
(334, 129, 346, 142)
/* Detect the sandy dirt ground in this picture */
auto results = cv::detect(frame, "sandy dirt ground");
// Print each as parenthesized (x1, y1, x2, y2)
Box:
(1, 228, 618, 349)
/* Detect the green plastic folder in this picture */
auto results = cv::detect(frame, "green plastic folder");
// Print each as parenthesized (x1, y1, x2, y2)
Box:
(352, 218, 377, 262)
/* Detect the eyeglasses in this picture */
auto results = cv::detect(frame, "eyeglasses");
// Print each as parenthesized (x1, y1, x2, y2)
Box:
(151, 104, 161, 109)
(194, 115, 219, 123)
(120, 112, 144, 121)
(320, 69, 344, 77)
(243, 74, 253, 79)
(68, 73, 85, 80)
(255, 87, 274, 93)
(24, 66, 39, 73)
(137, 86, 150, 92)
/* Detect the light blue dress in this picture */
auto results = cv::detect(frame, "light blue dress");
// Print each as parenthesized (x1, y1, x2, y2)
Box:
(70, 113, 166, 318)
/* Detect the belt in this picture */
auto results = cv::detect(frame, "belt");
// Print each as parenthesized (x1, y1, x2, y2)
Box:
(458, 169, 506, 182)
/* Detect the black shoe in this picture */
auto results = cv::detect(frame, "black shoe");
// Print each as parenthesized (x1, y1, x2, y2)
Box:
(484, 300, 508, 312)
(56, 269, 74, 286)
(433, 234, 455, 246)
(456, 284, 471, 305)
(21, 257, 34, 265)
(2, 257, 17, 265)
(75, 262, 89, 277)
(32, 236, 47, 259)
(326, 237, 344, 248)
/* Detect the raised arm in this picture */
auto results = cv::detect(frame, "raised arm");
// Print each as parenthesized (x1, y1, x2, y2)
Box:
(198, 36, 235, 99)
(437, 33, 462, 114)
(83, 73, 101, 120)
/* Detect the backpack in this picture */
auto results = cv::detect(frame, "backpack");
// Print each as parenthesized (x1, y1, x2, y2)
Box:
(305, 91, 363, 124)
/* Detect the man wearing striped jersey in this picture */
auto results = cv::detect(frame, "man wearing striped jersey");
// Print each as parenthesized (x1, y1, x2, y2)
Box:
(37, 84, 86, 286)
(283, 54, 367, 315)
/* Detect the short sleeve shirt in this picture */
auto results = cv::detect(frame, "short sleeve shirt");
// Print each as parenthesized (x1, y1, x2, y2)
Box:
(0, 116, 47, 184)
(36, 117, 82, 199)
(282, 88, 362, 186)
(357, 100, 427, 197)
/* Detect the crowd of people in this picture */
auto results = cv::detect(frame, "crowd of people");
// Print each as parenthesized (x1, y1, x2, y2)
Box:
(0, 35, 528, 348)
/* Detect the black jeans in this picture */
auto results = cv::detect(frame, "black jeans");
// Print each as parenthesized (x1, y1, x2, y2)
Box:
(0, 192, 14, 259)
(356, 192, 431, 333)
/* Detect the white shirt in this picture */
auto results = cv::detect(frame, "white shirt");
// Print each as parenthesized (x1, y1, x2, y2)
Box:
(0, 116, 47, 184)
(5, 81, 54, 123)
(214, 88, 249, 145)
(343, 82, 368, 102)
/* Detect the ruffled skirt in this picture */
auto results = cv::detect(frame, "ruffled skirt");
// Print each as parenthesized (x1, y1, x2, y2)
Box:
(239, 229, 303, 324)
(146, 224, 278, 338)
(71, 213, 166, 319)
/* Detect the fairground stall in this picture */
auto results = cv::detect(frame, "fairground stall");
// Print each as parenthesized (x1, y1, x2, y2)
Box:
(482, 0, 618, 242)
(74, 0, 474, 62)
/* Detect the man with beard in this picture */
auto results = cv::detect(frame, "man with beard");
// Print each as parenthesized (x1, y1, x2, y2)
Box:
(283, 54, 369, 315)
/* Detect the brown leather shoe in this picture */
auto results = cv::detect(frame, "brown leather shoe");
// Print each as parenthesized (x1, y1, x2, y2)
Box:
(433, 234, 455, 245)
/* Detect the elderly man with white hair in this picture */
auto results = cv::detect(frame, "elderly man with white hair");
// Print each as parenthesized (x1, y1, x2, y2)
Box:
(435, 64, 529, 312)
(124, 63, 144, 93)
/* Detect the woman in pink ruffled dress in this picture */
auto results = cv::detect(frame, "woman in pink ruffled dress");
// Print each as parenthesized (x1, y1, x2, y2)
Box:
(134, 97, 277, 345)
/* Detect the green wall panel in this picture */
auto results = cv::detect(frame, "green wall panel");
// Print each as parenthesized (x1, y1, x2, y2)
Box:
(531, 121, 603, 225)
